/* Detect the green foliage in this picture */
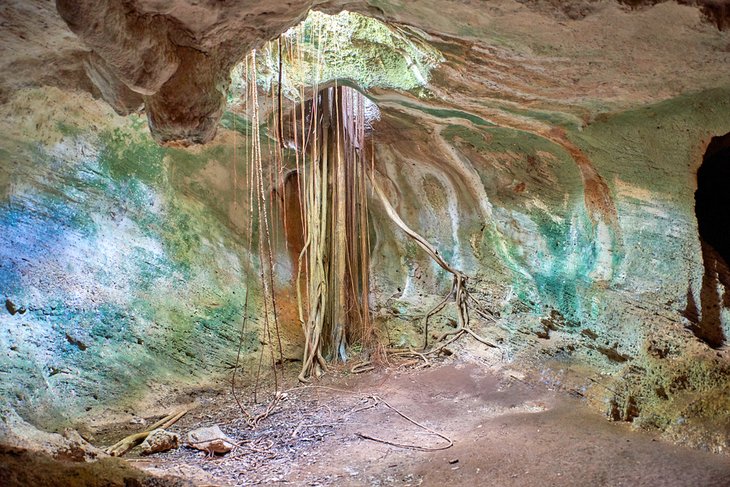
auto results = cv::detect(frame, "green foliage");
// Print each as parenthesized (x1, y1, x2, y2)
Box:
(231, 11, 443, 102)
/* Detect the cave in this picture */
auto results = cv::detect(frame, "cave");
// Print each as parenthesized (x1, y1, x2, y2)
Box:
(2, 1, 730, 486)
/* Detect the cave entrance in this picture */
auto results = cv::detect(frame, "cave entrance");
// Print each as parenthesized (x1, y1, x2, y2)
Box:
(692, 132, 730, 348)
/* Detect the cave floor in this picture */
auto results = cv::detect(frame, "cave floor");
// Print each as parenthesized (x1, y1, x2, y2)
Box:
(101, 359, 730, 487)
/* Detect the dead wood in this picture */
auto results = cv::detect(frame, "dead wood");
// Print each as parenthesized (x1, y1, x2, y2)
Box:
(370, 172, 500, 354)
(105, 408, 188, 457)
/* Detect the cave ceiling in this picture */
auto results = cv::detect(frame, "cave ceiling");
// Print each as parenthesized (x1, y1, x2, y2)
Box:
(1, 0, 728, 144)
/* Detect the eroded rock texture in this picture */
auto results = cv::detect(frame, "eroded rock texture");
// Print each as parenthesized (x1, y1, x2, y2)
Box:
(54, 0, 321, 143)
(1, 0, 730, 454)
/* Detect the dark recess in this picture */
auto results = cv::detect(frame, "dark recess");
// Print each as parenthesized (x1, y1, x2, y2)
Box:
(689, 132, 730, 348)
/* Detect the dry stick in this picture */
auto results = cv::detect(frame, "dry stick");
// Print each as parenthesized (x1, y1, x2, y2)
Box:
(105, 408, 188, 457)
(369, 172, 499, 353)
(283, 385, 452, 450)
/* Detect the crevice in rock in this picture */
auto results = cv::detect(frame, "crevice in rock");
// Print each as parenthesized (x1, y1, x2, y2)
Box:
(691, 131, 730, 348)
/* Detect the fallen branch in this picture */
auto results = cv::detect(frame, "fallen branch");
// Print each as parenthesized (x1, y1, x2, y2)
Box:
(105, 408, 188, 457)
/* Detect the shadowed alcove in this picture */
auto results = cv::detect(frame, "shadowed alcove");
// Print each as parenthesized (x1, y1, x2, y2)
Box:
(693, 132, 730, 348)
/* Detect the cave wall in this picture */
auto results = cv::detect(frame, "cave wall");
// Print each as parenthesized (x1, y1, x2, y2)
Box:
(362, 86, 730, 451)
(369, 86, 730, 346)
(0, 88, 297, 430)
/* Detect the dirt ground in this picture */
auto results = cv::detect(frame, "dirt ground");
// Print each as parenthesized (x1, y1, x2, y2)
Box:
(79, 357, 730, 487)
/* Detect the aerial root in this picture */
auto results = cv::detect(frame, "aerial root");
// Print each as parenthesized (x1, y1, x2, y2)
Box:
(423, 271, 500, 354)
(350, 360, 375, 374)
(386, 347, 431, 367)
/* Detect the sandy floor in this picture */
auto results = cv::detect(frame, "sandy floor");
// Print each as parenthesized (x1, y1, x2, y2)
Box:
(105, 359, 730, 486)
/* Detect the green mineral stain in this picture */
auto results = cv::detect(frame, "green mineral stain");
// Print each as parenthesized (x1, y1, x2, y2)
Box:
(98, 127, 165, 185)
(401, 101, 493, 126)
(56, 121, 84, 137)
(220, 111, 253, 135)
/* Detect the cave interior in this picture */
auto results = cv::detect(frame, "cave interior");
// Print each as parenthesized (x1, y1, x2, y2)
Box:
(1, 1, 730, 486)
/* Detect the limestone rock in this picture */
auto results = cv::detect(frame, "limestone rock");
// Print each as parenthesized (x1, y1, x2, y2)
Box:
(140, 428, 180, 455)
(0, 409, 105, 462)
(56, 0, 180, 95)
(186, 425, 236, 455)
(143, 47, 227, 145)
(5, 298, 18, 315)
(83, 52, 144, 116)
(0, 0, 706, 144)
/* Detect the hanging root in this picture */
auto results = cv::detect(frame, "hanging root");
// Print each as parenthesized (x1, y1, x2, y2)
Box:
(370, 172, 500, 355)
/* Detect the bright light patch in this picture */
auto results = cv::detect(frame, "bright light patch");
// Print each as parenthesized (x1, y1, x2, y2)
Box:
(229, 10, 443, 104)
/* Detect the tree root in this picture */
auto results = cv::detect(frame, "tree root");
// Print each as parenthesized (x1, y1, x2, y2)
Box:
(386, 347, 431, 367)
(238, 392, 285, 429)
(370, 172, 500, 357)
(350, 360, 375, 374)
(105, 408, 188, 457)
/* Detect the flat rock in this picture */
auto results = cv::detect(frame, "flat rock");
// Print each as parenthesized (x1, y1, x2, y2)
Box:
(186, 425, 236, 455)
